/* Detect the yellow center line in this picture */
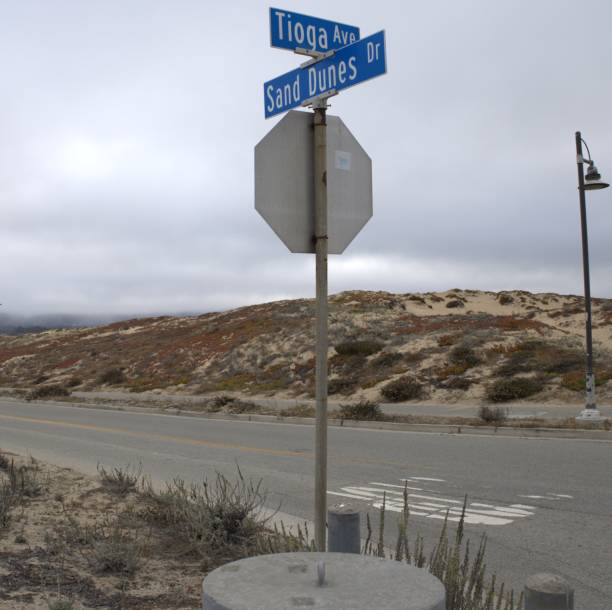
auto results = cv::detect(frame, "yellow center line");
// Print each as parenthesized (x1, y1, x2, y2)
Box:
(0, 413, 311, 459)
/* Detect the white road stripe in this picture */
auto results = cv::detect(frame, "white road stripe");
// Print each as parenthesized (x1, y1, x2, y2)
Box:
(370, 482, 423, 491)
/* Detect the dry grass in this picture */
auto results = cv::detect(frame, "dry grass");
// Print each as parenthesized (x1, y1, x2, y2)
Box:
(1, 450, 525, 610)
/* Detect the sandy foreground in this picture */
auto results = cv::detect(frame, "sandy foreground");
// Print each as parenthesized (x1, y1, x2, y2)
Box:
(0, 451, 204, 610)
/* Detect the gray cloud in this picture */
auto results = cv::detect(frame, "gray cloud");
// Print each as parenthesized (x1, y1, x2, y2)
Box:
(1, 0, 611, 316)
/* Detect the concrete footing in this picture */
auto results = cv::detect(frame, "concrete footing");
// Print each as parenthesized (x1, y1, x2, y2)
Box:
(203, 552, 445, 610)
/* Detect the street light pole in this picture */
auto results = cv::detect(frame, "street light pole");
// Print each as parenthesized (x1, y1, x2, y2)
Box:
(574, 131, 607, 421)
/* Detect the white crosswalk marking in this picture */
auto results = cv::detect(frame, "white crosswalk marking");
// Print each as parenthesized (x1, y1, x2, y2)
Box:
(326, 479, 556, 526)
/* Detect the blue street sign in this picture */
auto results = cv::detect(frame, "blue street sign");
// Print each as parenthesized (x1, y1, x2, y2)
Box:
(270, 7, 360, 54)
(264, 30, 386, 119)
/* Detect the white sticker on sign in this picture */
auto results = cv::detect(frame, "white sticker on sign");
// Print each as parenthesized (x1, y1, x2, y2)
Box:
(335, 150, 351, 171)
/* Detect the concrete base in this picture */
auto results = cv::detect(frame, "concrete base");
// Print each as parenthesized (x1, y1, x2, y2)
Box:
(575, 408, 604, 423)
(203, 552, 445, 610)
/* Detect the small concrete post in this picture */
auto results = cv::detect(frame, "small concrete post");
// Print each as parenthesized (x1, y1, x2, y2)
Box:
(525, 573, 574, 610)
(328, 503, 360, 553)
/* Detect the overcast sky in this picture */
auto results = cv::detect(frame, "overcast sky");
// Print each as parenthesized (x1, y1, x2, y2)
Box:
(1, 0, 611, 316)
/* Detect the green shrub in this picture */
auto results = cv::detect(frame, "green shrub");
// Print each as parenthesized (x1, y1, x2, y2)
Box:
(339, 401, 384, 421)
(437, 334, 461, 347)
(88, 524, 143, 575)
(498, 293, 514, 305)
(141, 471, 270, 566)
(328, 377, 358, 395)
(97, 367, 126, 385)
(445, 299, 464, 309)
(335, 340, 384, 357)
(478, 405, 509, 423)
(449, 344, 481, 368)
(98, 463, 141, 496)
(371, 351, 403, 369)
(443, 376, 473, 391)
(485, 377, 544, 402)
(66, 377, 82, 388)
(496, 341, 582, 377)
(279, 404, 315, 418)
(380, 376, 424, 402)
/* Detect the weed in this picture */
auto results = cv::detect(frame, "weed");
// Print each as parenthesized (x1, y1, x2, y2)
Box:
(334, 340, 384, 357)
(437, 334, 461, 347)
(496, 341, 583, 377)
(339, 401, 384, 421)
(225, 400, 263, 414)
(408, 295, 427, 304)
(478, 405, 509, 424)
(98, 463, 142, 496)
(141, 470, 270, 566)
(88, 523, 144, 576)
(28, 384, 71, 400)
(486, 377, 544, 402)
(328, 377, 359, 395)
(449, 344, 481, 368)
(367, 488, 522, 610)
(371, 351, 403, 369)
(381, 376, 424, 402)
(279, 404, 315, 418)
(443, 376, 474, 391)
(47, 600, 75, 610)
(97, 367, 126, 385)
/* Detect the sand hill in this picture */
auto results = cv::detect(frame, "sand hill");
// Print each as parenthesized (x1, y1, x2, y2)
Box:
(1, 289, 611, 405)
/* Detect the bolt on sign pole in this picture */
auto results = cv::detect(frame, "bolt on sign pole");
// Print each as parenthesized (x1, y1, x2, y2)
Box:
(313, 98, 328, 551)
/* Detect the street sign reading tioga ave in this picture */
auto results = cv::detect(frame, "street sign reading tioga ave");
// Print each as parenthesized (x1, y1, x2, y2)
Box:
(269, 7, 360, 54)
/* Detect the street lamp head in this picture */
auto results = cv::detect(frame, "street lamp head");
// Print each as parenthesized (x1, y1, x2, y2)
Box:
(584, 163, 609, 190)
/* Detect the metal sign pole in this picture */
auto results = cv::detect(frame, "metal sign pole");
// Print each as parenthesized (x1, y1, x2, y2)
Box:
(313, 98, 328, 551)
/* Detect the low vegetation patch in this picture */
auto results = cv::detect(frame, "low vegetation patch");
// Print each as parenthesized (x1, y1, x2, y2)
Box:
(371, 351, 403, 369)
(334, 340, 384, 357)
(478, 405, 509, 424)
(328, 377, 359, 395)
(97, 367, 126, 385)
(278, 404, 315, 418)
(449, 343, 481, 368)
(485, 377, 544, 402)
(339, 401, 384, 421)
(380, 376, 424, 402)
(97, 463, 142, 497)
(27, 384, 71, 400)
(495, 340, 583, 378)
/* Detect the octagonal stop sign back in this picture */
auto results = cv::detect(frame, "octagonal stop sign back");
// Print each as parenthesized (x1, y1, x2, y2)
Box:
(254, 110, 372, 254)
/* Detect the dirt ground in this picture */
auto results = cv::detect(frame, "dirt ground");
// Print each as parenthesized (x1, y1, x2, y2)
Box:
(0, 451, 204, 610)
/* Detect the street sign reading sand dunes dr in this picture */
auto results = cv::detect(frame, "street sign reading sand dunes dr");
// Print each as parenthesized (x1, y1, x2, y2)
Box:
(264, 30, 386, 118)
(255, 8, 387, 552)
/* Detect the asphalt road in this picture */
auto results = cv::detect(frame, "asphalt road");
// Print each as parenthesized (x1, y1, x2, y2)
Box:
(0, 399, 610, 609)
